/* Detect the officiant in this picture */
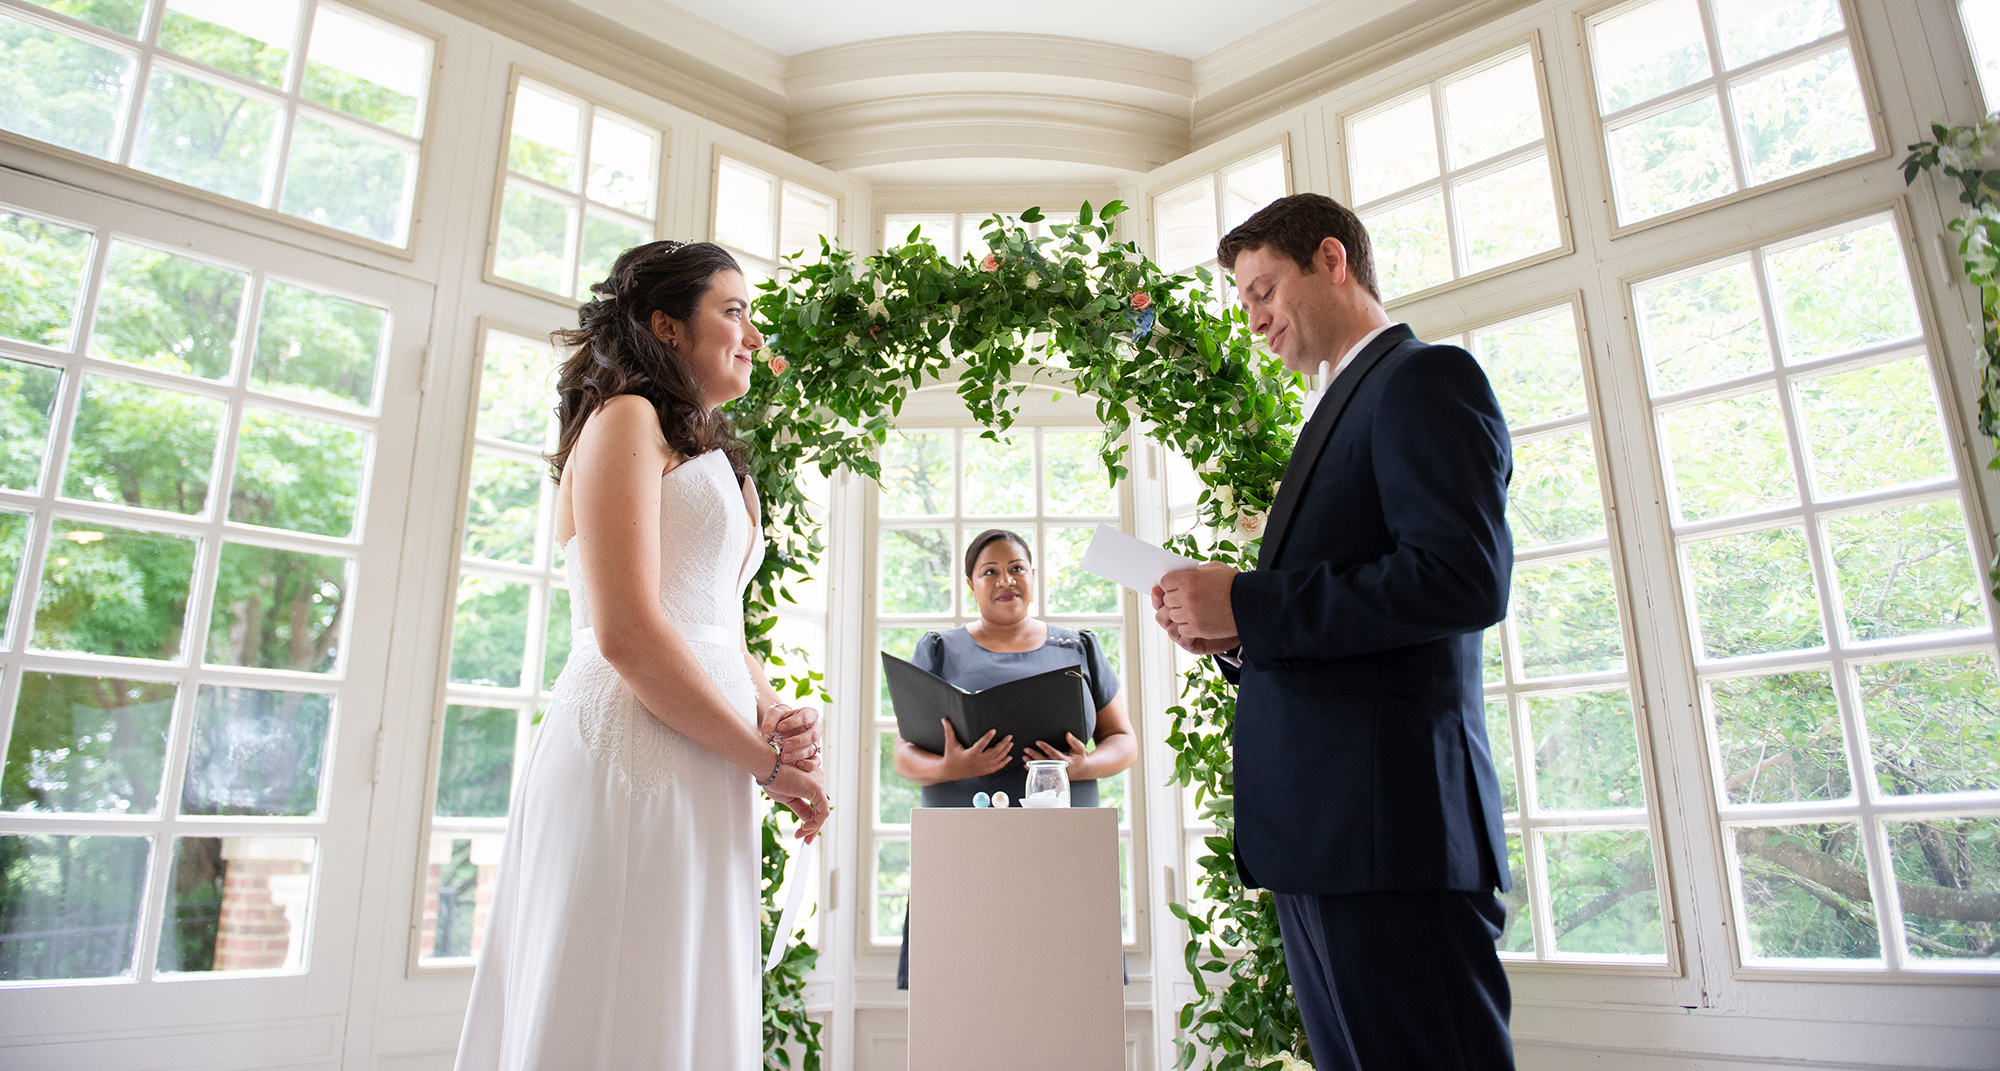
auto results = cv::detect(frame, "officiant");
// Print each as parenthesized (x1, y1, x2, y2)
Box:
(891, 527, 1136, 987)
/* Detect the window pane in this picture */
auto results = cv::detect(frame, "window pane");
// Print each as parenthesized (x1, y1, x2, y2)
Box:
(1043, 432, 1117, 516)
(1154, 176, 1216, 272)
(1634, 258, 1771, 394)
(879, 527, 952, 614)
(714, 159, 773, 259)
(1, 208, 92, 348)
(34, 520, 196, 659)
(133, 65, 280, 203)
(479, 330, 558, 447)
(542, 586, 570, 690)
(0, 358, 65, 492)
(1484, 628, 1506, 685)
(1708, 670, 1849, 804)
(1731, 823, 1879, 960)
(92, 240, 245, 379)
(1363, 191, 1450, 299)
(508, 81, 578, 188)
(1348, 94, 1437, 203)
(779, 183, 836, 262)
(1486, 697, 1516, 814)
(877, 430, 952, 516)
(496, 182, 576, 295)
(3, 671, 175, 813)
(1509, 427, 1604, 548)
(878, 626, 929, 717)
(1684, 524, 1824, 659)
(463, 451, 541, 564)
(302, 3, 428, 136)
(1511, 554, 1625, 679)
(877, 730, 919, 825)
(251, 280, 384, 410)
(450, 573, 530, 687)
(205, 542, 349, 671)
(1498, 833, 1532, 953)
(436, 705, 517, 817)
(180, 686, 332, 815)
(1455, 154, 1560, 274)
(1543, 828, 1665, 955)
(1731, 47, 1872, 187)
(963, 433, 1032, 516)
(1967, 0, 2000, 114)
(1826, 498, 1985, 643)
(1045, 525, 1117, 614)
(1223, 151, 1286, 232)
(1716, 0, 1845, 70)
(1443, 52, 1541, 168)
(1767, 221, 1919, 364)
(1659, 389, 1796, 522)
(577, 211, 647, 300)
(1858, 653, 2000, 797)
(1527, 688, 1644, 811)
(418, 832, 502, 961)
(228, 407, 365, 537)
(1888, 816, 2000, 961)
(0, 15, 135, 160)
(875, 838, 909, 941)
(61, 374, 224, 514)
(886, 215, 952, 255)
(1591, 0, 1712, 113)
(280, 113, 414, 245)
(21, 0, 144, 36)
(158, 0, 297, 88)
(1797, 357, 1951, 499)
(157, 836, 314, 972)
(1608, 95, 1737, 224)
(1469, 306, 1586, 426)
(587, 112, 654, 216)
(0, 509, 26, 647)
(0, 834, 149, 981)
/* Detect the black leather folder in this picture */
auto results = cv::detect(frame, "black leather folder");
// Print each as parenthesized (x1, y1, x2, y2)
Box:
(881, 652, 1092, 760)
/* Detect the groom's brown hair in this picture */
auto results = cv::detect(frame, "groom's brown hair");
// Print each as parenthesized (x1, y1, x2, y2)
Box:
(1217, 192, 1380, 300)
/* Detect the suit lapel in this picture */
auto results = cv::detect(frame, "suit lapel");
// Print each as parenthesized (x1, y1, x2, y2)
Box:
(1256, 325, 1412, 570)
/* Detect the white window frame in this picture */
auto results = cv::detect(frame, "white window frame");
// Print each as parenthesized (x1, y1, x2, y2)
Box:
(710, 149, 841, 284)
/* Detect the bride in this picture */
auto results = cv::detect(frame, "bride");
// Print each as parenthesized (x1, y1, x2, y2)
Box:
(455, 240, 829, 1071)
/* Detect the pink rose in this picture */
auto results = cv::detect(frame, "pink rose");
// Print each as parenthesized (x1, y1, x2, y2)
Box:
(1130, 291, 1153, 311)
(980, 253, 1000, 273)
(769, 356, 789, 374)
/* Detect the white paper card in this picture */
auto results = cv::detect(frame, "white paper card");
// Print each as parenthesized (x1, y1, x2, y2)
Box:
(1080, 522, 1202, 594)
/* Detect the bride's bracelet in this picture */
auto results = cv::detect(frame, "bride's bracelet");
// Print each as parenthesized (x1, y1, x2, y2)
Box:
(756, 748, 781, 789)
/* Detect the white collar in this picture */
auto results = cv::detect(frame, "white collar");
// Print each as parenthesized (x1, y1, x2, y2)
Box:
(1301, 323, 1396, 422)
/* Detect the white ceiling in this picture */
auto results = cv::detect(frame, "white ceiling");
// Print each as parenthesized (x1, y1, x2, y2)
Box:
(665, 0, 1331, 58)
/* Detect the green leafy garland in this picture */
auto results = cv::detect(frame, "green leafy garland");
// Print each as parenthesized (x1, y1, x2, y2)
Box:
(1904, 118, 2000, 599)
(728, 204, 1314, 1069)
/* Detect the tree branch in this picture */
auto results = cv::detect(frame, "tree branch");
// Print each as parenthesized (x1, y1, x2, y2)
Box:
(1736, 829, 2000, 923)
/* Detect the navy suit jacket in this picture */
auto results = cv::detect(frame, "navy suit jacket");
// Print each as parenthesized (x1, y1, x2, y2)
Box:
(1223, 324, 1513, 896)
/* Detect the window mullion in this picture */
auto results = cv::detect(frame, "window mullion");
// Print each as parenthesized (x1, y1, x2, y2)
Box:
(1694, 0, 1750, 194)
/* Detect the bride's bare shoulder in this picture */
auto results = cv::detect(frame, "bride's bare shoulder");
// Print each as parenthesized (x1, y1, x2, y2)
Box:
(577, 395, 678, 470)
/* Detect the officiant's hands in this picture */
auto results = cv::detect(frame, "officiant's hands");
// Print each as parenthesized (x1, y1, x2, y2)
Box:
(938, 723, 1014, 781)
(1027, 732, 1092, 781)
(761, 702, 823, 772)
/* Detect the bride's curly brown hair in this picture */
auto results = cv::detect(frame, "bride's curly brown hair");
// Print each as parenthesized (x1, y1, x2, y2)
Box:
(546, 240, 751, 482)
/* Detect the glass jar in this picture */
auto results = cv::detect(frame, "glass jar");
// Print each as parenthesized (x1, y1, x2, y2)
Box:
(1021, 759, 1070, 808)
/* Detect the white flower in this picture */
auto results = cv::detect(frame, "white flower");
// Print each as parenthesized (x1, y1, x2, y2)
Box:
(949, 304, 962, 318)
(1023, 270, 1042, 289)
(1237, 510, 1267, 538)
(1215, 485, 1235, 510)
(867, 298, 887, 318)
(1261, 1054, 1315, 1071)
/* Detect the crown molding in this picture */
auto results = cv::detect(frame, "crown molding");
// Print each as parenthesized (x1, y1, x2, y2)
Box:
(423, 0, 790, 142)
(786, 32, 1193, 103)
(790, 92, 1190, 175)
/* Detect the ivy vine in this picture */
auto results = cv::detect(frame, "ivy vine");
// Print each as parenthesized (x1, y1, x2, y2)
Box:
(1903, 117, 2000, 598)
(728, 203, 1315, 1069)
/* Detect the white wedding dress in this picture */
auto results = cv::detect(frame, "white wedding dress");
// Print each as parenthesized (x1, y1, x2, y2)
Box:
(456, 448, 763, 1071)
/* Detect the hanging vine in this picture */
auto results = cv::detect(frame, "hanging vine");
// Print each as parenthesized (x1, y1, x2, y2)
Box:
(729, 204, 1314, 1069)
(1903, 117, 2000, 598)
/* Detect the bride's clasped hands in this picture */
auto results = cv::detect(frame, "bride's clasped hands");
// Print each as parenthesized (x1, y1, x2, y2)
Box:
(760, 700, 829, 842)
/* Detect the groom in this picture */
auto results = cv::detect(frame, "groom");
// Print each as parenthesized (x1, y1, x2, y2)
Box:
(1153, 193, 1516, 1071)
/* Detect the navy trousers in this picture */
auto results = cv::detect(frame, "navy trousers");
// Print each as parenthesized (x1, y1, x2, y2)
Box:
(1274, 889, 1515, 1071)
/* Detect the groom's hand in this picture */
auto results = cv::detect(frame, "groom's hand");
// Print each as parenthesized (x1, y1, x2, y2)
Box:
(1154, 561, 1240, 651)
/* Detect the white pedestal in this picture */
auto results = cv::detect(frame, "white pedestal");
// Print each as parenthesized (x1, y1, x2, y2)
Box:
(907, 806, 1125, 1071)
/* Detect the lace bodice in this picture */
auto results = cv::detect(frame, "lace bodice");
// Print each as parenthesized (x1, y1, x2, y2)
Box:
(558, 449, 764, 794)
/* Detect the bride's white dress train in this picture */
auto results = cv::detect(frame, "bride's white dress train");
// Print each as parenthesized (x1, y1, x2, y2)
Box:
(455, 449, 762, 1071)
